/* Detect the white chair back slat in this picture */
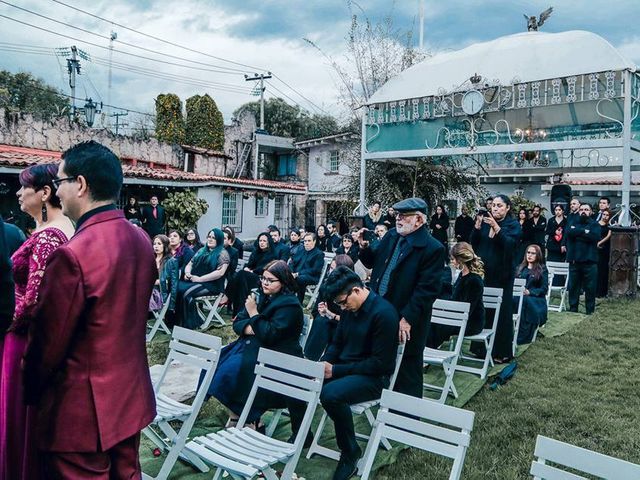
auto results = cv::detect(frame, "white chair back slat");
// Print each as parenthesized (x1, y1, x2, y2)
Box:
(531, 435, 640, 480)
(254, 363, 321, 393)
(168, 340, 220, 361)
(359, 390, 475, 480)
(258, 348, 324, 379)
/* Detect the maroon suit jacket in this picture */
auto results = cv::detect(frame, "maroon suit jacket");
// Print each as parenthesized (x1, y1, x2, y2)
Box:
(24, 209, 157, 452)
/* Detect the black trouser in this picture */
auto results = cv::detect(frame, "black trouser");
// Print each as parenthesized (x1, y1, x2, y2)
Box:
(227, 270, 260, 316)
(320, 375, 385, 456)
(393, 354, 424, 398)
(568, 262, 597, 314)
(303, 315, 338, 361)
(177, 281, 219, 329)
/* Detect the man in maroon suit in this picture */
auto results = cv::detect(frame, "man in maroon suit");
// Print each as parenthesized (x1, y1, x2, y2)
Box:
(24, 141, 157, 478)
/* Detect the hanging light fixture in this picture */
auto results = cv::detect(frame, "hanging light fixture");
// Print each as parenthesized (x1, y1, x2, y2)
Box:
(82, 98, 102, 127)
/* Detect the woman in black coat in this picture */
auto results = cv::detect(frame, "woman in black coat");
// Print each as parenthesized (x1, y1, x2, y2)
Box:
(427, 242, 485, 348)
(516, 244, 549, 344)
(335, 234, 360, 264)
(316, 225, 330, 252)
(289, 232, 325, 302)
(363, 201, 384, 231)
(516, 208, 533, 270)
(206, 260, 304, 428)
(470, 194, 522, 362)
(545, 204, 567, 262)
(223, 232, 276, 316)
(429, 204, 449, 248)
(124, 196, 142, 221)
(185, 227, 204, 253)
(168, 229, 195, 279)
(223, 226, 244, 259)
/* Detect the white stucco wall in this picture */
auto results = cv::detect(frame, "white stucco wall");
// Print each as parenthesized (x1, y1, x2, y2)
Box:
(307, 144, 354, 194)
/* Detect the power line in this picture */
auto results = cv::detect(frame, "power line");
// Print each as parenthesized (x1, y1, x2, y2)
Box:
(0, 1, 247, 75)
(46, 0, 329, 115)
(0, 14, 250, 77)
(49, 0, 267, 72)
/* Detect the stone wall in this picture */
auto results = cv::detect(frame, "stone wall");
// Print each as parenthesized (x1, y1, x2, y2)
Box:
(0, 109, 183, 167)
(223, 109, 256, 176)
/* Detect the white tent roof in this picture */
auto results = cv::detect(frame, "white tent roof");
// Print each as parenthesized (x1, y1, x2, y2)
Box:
(368, 30, 637, 105)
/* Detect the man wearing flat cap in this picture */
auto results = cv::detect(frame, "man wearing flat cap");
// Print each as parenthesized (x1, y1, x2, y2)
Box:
(358, 197, 445, 397)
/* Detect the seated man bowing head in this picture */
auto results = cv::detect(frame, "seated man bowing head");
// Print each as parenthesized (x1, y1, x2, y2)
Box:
(320, 266, 400, 480)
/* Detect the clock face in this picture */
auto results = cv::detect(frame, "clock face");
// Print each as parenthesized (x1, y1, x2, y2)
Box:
(462, 90, 485, 115)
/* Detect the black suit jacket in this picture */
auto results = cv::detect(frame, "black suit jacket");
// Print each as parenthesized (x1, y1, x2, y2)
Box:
(3, 222, 26, 256)
(141, 204, 166, 236)
(230, 292, 304, 401)
(359, 226, 445, 356)
(0, 217, 15, 333)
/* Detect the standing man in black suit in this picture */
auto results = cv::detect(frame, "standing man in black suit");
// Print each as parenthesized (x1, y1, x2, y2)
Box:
(141, 195, 166, 238)
(527, 205, 547, 250)
(358, 197, 445, 398)
(0, 216, 15, 335)
(454, 206, 474, 243)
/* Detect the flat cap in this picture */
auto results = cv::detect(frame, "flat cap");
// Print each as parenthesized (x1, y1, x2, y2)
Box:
(392, 197, 428, 214)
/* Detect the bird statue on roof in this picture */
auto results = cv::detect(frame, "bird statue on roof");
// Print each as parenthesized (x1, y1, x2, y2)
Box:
(524, 7, 553, 31)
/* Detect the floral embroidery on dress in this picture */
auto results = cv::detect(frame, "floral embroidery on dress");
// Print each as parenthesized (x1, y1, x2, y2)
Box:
(10, 227, 69, 332)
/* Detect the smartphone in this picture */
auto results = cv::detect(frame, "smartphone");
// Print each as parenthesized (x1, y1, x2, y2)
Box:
(362, 228, 375, 242)
(478, 208, 491, 218)
(250, 287, 261, 304)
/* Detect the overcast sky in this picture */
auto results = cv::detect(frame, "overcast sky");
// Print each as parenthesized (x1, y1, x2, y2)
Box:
(1, 0, 638, 130)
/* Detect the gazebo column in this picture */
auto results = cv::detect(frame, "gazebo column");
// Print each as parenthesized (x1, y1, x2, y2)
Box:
(358, 114, 367, 216)
(620, 70, 633, 226)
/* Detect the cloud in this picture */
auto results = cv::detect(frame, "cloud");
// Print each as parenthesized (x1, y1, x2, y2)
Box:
(0, 0, 638, 132)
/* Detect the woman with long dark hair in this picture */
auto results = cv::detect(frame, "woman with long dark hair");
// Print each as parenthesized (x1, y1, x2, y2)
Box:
(175, 228, 229, 329)
(470, 194, 521, 362)
(223, 232, 276, 316)
(516, 207, 532, 268)
(545, 204, 567, 262)
(363, 200, 384, 231)
(206, 260, 305, 431)
(427, 242, 485, 348)
(430, 204, 450, 248)
(1, 163, 75, 480)
(316, 224, 330, 252)
(168, 229, 195, 279)
(596, 209, 612, 297)
(185, 227, 204, 253)
(150, 234, 179, 314)
(288, 229, 302, 258)
(516, 244, 549, 344)
(124, 195, 141, 221)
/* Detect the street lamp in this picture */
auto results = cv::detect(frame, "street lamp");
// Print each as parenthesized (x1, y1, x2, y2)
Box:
(83, 98, 100, 127)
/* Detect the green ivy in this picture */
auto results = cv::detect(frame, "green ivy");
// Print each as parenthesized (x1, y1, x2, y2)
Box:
(163, 190, 209, 233)
(185, 94, 225, 150)
(155, 93, 185, 144)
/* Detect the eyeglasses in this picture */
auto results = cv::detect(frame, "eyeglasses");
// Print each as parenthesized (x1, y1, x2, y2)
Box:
(334, 288, 355, 306)
(52, 176, 76, 187)
(396, 212, 418, 219)
(259, 276, 280, 285)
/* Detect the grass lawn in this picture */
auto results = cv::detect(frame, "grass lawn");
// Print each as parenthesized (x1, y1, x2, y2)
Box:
(145, 298, 640, 479)
(375, 298, 640, 479)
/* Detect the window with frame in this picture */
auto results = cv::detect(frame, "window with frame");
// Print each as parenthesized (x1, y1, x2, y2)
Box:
(274, 195, 284, 220)
(329, 150, 340, 173)
(255, 195, 268, 217)
(222, 192, 242, 229)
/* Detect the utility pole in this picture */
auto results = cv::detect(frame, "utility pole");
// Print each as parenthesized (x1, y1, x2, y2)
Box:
(67, 46, 81, 116)
(107, 31, 117, 128)
(244, 72, 272, 130)
(110, 111, 128, 135)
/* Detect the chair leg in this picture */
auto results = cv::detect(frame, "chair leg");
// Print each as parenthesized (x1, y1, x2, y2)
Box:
(306, 411, 331, 460)
(364, 408, 391, 450)
(358, 423, 384, 479)
(265, 409, 283, 437)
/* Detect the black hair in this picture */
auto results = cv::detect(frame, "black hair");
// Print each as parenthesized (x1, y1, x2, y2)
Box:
(19, 163, 62, 209)
(61, 141, 123, 202)
(342, 233, 353, 242)
(268, 225, 281, 235)
(321, 266, 364, 302)
(168, 229, 184, 239)
(263, 260, 298, 295)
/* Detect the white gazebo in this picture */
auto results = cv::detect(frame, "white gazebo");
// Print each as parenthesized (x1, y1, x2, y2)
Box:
(359, 30, 640, 224)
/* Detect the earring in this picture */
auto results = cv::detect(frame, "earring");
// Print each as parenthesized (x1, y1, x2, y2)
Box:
(41, 203, 48, 223)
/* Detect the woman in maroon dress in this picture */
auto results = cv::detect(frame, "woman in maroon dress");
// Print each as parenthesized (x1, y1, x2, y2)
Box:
(0, 164, 74, 480)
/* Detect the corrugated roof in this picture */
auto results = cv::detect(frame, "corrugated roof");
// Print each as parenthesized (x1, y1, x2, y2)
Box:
(0, 144, 306, 192)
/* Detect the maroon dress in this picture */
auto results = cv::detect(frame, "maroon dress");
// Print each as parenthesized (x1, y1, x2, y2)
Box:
(0, 227, 68, 480)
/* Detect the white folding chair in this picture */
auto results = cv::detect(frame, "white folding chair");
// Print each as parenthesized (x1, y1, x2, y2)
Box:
(423, 299, 470, 402)
(454, 287, 503, 379)
(359, 390, 475, 480)
(512, 278, 527, 356)
(265, 314, 313, 437)
(142, 327, 222, 480)
(306, 343, 406, 464)
(305, 256, 333, 309)
(195, 294, 226, 329)
(530, 435, 640, 480)
(147, 299, 172, 342)
(546, 261, 570, 312)
(184, 349, 324, 480)
(235, 258, 246, 272)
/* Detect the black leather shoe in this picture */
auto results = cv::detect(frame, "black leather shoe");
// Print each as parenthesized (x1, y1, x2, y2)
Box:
(332, 447, 362, 480)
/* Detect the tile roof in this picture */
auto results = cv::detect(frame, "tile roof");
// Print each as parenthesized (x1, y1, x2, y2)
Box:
(0, 144, 306, 193)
